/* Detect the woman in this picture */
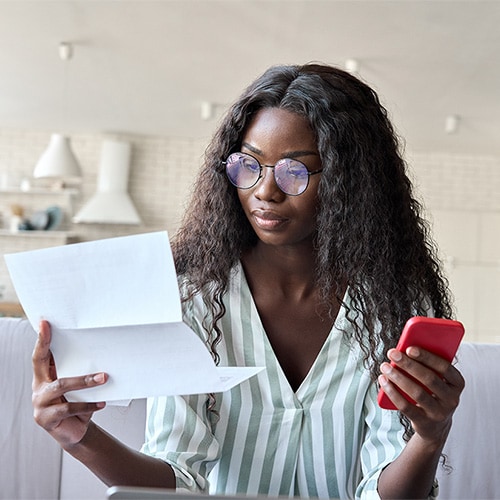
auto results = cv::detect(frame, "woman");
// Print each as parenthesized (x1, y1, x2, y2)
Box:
(33, 64, 464, 499)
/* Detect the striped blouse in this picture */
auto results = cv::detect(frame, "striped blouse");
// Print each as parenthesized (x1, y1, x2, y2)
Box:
(141, 263, 406, 499)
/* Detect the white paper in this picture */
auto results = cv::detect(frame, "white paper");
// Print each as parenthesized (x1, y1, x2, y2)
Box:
(5, 231, 263, 403)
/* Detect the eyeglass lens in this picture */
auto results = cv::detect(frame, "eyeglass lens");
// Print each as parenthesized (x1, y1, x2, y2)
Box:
(225, 152, 316, 196)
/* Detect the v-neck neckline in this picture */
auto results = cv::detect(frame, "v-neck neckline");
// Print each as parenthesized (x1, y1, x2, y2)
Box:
(236, 261, 348, 398)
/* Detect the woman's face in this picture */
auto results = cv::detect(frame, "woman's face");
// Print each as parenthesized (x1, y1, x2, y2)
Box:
(236, 107, 322, 248)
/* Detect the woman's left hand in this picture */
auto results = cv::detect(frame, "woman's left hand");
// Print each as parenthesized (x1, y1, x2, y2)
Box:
(379, 347, 465, 444)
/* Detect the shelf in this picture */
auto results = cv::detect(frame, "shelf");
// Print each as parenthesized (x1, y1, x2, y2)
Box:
(1, 186, 78, 223)
(0, 229, 78, 240)
(0, 187, 78, 196)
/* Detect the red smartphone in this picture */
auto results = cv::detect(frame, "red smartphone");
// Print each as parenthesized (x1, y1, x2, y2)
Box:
(377, 316, 465, 410)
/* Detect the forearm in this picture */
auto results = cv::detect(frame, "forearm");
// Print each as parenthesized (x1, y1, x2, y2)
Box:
(377, 433, 444, 499)
(65, 421, 176, 488)
(376, 342, 465, 498)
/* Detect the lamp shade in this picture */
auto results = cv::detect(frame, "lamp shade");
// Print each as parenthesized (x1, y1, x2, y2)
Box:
(33, 134, 82, 178)
(73, 139, 141, 225)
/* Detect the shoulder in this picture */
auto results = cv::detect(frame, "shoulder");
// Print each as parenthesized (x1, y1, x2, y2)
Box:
(178, 263, 245, 327)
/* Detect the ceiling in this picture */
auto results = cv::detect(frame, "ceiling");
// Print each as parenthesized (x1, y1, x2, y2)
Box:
(1, 0, 499, 155)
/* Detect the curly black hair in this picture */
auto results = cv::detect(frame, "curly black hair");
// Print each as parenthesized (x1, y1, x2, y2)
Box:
(172, 64, 453, 433)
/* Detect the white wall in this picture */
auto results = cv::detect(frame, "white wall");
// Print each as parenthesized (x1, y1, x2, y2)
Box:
(0, 129, 206, 302)
(1, 129, 499, 343)
(409, 152, 500, 343)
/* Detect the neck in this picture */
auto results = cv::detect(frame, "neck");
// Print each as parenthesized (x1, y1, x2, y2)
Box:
(242, 242, 318, 300)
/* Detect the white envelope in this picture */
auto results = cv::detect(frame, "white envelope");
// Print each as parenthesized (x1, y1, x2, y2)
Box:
(5, 231, 263, 403)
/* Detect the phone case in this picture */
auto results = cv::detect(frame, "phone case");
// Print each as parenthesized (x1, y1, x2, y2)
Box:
(377, 316, 465, 410)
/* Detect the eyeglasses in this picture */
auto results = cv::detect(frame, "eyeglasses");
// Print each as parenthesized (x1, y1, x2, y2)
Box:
(223, 152, 323, 196)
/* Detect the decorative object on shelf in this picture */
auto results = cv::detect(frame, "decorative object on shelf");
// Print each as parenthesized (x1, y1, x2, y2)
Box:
(0, 186, 76, 236)
(33, 42, 82, 180)
(45, 206, 63, 230)
(27, 210, 50, 230)
(9, 204, 24, 233)
(9, 204, 64, 232)
(73, 139, 142, 225)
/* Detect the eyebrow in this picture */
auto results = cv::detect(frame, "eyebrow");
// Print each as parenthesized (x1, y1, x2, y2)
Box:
(241, 142, 318, 160)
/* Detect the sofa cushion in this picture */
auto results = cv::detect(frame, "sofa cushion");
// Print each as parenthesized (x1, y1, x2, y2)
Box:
(437, 342, 500, 499)
(0, 317, 62, 499)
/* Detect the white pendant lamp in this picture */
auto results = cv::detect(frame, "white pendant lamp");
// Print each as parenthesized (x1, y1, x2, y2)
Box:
(34, 42, 82, 180)
(33, 133, 82, 178)
(73, 139, 141, 225)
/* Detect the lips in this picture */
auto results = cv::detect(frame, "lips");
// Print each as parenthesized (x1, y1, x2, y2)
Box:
(251, 209, 289, 230)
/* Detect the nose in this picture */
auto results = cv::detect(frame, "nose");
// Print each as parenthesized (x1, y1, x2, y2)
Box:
(253, 166, 286, 202)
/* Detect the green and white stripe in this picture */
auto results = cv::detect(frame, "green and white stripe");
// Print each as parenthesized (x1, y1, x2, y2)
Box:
(141, 263, 405, 499)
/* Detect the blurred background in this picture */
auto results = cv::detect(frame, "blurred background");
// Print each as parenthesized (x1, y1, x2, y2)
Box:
(0, 0, 499, 342)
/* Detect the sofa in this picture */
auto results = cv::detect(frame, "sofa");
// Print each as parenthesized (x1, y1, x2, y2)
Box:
(1, 316, 499, 499)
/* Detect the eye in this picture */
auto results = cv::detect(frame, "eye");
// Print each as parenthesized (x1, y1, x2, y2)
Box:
(283, 159, 308, 178)
(241, 155, 261, 173)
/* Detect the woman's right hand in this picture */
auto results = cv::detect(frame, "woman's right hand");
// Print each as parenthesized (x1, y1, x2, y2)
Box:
(32, 320, 108, 450)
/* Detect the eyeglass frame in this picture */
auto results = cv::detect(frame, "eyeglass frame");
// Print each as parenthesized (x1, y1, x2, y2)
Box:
(222, 151, 323, 196)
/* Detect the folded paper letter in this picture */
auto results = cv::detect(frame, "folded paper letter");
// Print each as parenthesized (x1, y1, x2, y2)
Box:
(5, 231, 263, 403)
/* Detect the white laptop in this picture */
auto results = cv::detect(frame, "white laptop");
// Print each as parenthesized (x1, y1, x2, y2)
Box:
(106, 486, 277, 500)
(106, 486, 340, 500)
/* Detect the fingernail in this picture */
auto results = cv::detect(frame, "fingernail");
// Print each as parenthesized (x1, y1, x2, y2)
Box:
(389, 349, 402, 362)
(378, 374, 388, 386)
(407, 346, 420, 357)
(380, 363, 392, 374)
(93, 373, 105, 384)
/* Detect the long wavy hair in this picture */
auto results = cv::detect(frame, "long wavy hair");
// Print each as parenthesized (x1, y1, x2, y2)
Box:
(173, 63, 453, 405)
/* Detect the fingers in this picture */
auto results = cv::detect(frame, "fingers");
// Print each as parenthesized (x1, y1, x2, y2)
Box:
(32, 320, 54, 383)
(378, 372, 418, 412)
(32, 320, 108, 412)
(34, 372, 109, 406)
(379, 361, 438, 414)
(379, 347, 464, 412)
(31, 320, 109, 446)
(379, 347, 467, 446)
(34, 400, 106, 431)
(405, 346, 465, 390)
(32, 371, 108, 441)
(33, 320, 109, 399)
